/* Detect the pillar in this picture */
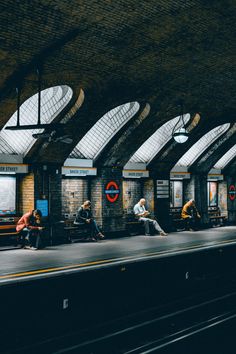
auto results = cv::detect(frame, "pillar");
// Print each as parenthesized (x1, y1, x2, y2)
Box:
(91, 167, 125, 233)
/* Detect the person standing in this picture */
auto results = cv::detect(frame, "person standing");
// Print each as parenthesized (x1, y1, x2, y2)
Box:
(133, 198, 167, 236)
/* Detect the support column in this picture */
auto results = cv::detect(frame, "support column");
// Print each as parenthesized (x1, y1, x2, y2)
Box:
(194, 173, 208, 226)
(91, 167, 125, 234)
(226, 176, 236, 224)
(153, 175, 171, 232)
(33, 164, 62, 221)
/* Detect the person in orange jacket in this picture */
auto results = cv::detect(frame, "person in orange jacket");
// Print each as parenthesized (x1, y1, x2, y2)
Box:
(181, 199, 201, 231)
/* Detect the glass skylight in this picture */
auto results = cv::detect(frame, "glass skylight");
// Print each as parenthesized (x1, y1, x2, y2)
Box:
(129, 114, 191, 164)
(70, 102, 140, 159)
(0, 85, 73, 155)
(175, 123, 230, 167)
(214, 144, 236, 169)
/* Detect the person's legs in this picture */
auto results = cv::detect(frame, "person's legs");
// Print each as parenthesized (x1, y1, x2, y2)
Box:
(35, 230, 44, 249)
(152, 220, 163, 233)
(91, 220, 105, 239)
(139, 217, 150, 235)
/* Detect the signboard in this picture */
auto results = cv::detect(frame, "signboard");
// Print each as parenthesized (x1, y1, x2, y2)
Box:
(123, 170, 149, 178)
(170, 172, 190, 180)
(208, 174, 224, 181)
(228, 184, 236, 201)
(36, 199, 49, 217)
(105, 181, 120, 203)
(156, 180, 169, 199)
(0, 164, 28, 174)
(62, 167, 97, 177)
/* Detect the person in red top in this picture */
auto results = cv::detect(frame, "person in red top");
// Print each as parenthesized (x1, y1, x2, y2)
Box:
(16, 209, 44, 249)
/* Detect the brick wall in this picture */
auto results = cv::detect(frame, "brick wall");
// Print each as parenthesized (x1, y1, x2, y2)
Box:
(123, 179, 142, 214)
(61, 178, 88, 216)
(18, 173, 34, 214)
(143, 179, 154, 214)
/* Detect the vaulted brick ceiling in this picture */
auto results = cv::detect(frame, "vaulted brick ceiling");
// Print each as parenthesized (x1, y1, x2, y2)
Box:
(0, 0, 235, 165)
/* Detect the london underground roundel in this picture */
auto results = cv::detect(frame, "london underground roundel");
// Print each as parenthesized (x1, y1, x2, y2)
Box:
(105, 181, 120, 202)
(229, 184, 236, 201)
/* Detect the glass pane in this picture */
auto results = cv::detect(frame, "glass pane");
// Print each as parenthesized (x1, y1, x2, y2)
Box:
(214, 144, 236, 169)
(70, 102, 140, 159)
(175, 124, 230, 167)
(129, 114, 191, 164)
(0, 85, 73, 155)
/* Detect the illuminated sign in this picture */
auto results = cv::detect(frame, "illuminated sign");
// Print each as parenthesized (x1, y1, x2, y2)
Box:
(229, 184, 236, 201)
(105, 181, 120, 202)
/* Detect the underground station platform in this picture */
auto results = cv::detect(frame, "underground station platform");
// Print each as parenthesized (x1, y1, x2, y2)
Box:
(1, 226, 236, 354)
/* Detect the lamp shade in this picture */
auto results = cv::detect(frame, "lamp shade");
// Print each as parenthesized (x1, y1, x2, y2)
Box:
(173, 127, 189, 143)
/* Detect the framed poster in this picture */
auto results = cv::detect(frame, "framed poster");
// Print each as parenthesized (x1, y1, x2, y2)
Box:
(0, 176, 16, 215)
(170, 180, 183, 207)
(208, 181, 217, 206)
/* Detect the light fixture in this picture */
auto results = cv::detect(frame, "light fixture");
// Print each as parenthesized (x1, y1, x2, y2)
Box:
(172, 100, 189, 143)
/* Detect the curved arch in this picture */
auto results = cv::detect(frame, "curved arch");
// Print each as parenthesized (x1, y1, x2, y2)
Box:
(174, 123, 230, 168)
(214, 144, 236, 169)
(70, 101, 140, 160)
(0, 85, 73, 156)
(128, 113, 191, 164)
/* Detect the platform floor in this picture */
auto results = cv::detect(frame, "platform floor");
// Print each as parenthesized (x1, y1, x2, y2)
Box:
(1, 226, 236, 284)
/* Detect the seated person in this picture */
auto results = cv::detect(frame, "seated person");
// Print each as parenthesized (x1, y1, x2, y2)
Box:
(16, 209, 45, 250)
(181, 199, 201, 231)
(74, 200, 105, 241)
(133, 198, 167, 236)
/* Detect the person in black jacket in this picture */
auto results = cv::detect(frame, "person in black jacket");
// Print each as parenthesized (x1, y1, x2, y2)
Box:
(74, 200, 105, 241)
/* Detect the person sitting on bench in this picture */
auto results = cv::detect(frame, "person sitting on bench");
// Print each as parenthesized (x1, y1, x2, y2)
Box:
(181, 199, 201, 231)
(16, 209, 45, 250)
(133, 198, 167, 236)
(74, 200, 105, 241)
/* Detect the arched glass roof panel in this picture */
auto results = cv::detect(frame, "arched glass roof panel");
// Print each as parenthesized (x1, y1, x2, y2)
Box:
(175, 123, 230, 167)
(129, 114, 191, 164)
(214, 144, 236, 169)
(0, 85, 73, 155)
(70, 102, 140, 159)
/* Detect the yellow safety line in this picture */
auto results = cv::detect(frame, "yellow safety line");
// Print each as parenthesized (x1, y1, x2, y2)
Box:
(1, 238, 236, 280)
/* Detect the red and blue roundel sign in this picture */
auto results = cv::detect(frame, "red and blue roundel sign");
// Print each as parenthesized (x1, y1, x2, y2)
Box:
(105, 181, 120, 202)
(229, 184, 236, 201)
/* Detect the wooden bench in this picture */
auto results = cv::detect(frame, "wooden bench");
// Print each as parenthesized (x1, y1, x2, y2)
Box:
(208, 206, 227, 227)
(0, 217, 22, 247)
(126, 214, 143, 235)
(170, 208, 185, 231)
(63, 219, 90, 242)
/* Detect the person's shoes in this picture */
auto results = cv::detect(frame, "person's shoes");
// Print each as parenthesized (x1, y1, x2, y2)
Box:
(90, 237, 97, 242)
(145, 233, 151, 236)
(97, 232, 105, 239)
(24, 246, 37, 250)
(160, 231, 168, 236)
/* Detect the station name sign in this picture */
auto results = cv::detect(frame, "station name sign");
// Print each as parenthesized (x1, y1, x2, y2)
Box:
(62, 166, 97, 177)
(0, 164, 28, 174)
(207, 174, 224, 181)
(123, 170, 149, 178)
(170, 172, 190, 180)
